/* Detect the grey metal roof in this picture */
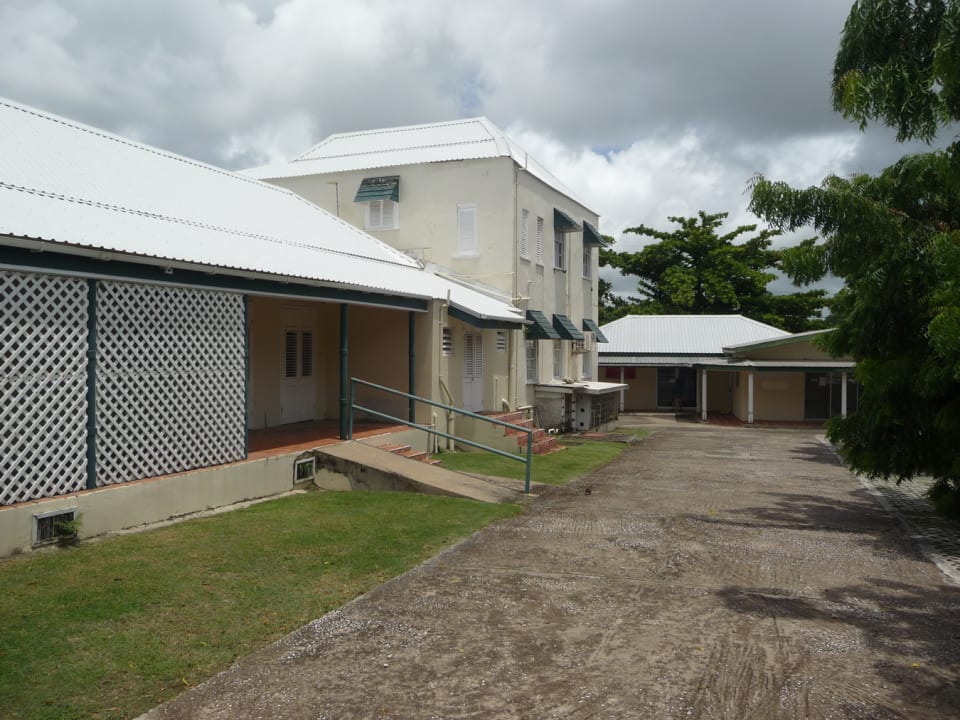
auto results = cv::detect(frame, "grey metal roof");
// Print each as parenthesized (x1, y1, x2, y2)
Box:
(0, 97, 524, 325)
(599, 355, 724, 367)
(242, 117, 597, 214)
(599, 315, 790, 355)
(598, 355, 855, 371)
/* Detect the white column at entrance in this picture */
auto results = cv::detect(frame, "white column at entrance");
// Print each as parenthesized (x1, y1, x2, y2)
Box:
(841, 371, 848, 418)
(619, 367, 625, 412)
(747, 371, 755, 424)
(701, 369, 708, 422)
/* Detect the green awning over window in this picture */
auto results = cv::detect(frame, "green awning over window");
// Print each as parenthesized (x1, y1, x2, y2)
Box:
(526, 309, 561, 340)
(582, 221, 605, 246)
(354, 176, 400, 202)
(554, 208, 580, 233)
(553, 313, 585, 341)
(582, 318, 609, 343)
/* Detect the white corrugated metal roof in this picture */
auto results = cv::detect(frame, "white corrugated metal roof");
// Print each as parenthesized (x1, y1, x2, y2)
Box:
(599, 315, 790, 356)
(242, 117, 596, 214)
(0, 97, 524, 325)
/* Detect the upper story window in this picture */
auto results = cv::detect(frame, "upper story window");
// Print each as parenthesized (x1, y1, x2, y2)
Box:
(520, 209, 530, 260)
(582, 246, 591, 278)
(355, 176, 400, 231)
(535, 216, 544, 265)
(457, 203, 478, 256)
(442, 327, 453, 356)
(554, 230, 566, 271)
(366, 199, 398, 230)
(553, 340, 563, 379)
(553, 208, 580, 272)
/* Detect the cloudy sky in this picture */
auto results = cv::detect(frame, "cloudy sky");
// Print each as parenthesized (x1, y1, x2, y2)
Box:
(0, 0, 934, 295)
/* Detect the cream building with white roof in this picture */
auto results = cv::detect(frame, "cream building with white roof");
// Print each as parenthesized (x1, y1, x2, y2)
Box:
(245, 117, 623, 429)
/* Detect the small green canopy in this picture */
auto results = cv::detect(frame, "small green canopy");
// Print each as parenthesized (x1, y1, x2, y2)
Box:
(582, 221, 605, 246)
(554, 208, 580, 233)
(582, 318, 609, 343)
(553, 313, 584, 341)
(354, 176, 400, 202)
(526, 309, 561, 340)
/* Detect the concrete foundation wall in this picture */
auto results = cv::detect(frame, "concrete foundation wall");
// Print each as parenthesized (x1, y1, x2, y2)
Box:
(0, 454, 300, 558)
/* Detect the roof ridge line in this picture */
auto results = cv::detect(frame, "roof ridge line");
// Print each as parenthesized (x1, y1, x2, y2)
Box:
(0, 98, 304, 200)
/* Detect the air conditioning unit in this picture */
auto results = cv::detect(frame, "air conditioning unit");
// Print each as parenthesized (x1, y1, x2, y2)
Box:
(573, 332, 596, 353)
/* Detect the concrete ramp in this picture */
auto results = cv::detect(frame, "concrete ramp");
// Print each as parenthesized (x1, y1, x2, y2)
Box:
(312, 442, 525, 503)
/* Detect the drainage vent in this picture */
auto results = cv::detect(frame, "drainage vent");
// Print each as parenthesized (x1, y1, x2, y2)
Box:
(33, 509, 77, 546)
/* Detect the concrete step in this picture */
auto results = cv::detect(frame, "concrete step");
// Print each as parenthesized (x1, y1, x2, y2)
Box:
(315, 442, 525, 502)
(376, 443, 438, 465)
(516, 428, 546, 446)
(532, 438, 563, 455)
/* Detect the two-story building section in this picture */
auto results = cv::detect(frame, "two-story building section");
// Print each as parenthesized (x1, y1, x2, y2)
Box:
(244, 117, 623, 431)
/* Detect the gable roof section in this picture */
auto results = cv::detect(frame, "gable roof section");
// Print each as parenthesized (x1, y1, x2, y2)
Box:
(0, 98, 524, 325)
(243, 117, 596, 214)
(723, 328, 833, 354)
(599, 315, 790, 356)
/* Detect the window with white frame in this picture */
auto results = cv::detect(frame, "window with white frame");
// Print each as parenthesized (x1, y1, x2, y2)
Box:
(554, 230, 566, 270)
(365, 199, 399, 230)
(442, 327, 453, 356)
(526, 339, 537, 383)
(581, 350, 592, 379)
(457, 204, 478, 256)
(553, 340, 563, 379)
(582, 246, 591, 278)
(496, 330, 507, 352)
(535, 216, 544, 265)
(520, 209, 530, 259)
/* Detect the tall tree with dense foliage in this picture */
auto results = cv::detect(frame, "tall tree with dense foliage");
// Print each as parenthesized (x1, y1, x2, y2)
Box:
(600, 211, 828, 332)
(750, 0, 960, 504)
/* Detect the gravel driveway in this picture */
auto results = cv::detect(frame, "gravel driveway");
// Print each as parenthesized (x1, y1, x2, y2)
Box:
(142, 417, 960, 719)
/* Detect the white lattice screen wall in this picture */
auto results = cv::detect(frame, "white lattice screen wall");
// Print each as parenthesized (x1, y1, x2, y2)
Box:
(95, 281, 245, 485)
(1, 270, 89, 505)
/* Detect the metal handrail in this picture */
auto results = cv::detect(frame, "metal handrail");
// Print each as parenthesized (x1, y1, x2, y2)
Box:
(348, 377, 534, 494)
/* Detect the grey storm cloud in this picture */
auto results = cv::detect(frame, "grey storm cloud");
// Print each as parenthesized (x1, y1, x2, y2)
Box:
(0, 0, 933, 299)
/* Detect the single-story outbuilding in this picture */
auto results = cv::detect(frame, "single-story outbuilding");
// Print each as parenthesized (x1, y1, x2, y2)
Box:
(598, 315, 857, 423)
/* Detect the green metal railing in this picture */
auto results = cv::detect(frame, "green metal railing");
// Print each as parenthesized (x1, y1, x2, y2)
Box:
(348, 377, 534, 494)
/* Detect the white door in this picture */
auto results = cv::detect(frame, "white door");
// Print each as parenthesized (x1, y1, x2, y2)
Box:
(280, 316, 316, 424)
(463, 333, 484, 412)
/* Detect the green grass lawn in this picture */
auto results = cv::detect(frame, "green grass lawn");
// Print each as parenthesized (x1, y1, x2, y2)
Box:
(433, 428, 647, 485)
(0, 492, 521, 720)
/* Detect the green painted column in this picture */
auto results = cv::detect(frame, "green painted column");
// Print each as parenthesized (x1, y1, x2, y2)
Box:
(85, 279, 98, 490)
(408, 311, 416, 422)
(243, 295, 250, 457)
(339, 303, 349, 439)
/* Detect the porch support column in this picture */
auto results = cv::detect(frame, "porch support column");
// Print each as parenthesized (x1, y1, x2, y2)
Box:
(339, 303, 349, 440)
(701, 369, 708, 422)
(243, 296, 250, 457)
(841, 371, 848, 418)
(619, 366, 625, 411)
(747, 371, 755, 424)
(85, 279, 98, 490)
(408, 311, 416, 422)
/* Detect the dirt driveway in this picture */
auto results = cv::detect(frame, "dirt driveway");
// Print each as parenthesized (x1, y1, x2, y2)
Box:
(143, 418, 960, 719)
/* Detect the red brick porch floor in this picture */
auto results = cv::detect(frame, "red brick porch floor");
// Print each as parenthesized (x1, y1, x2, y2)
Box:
(247, 421, 405, 460)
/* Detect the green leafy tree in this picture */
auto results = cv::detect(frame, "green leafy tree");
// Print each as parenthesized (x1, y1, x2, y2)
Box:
(750, 0, 960, 504)
(601, 211, 827, 332)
